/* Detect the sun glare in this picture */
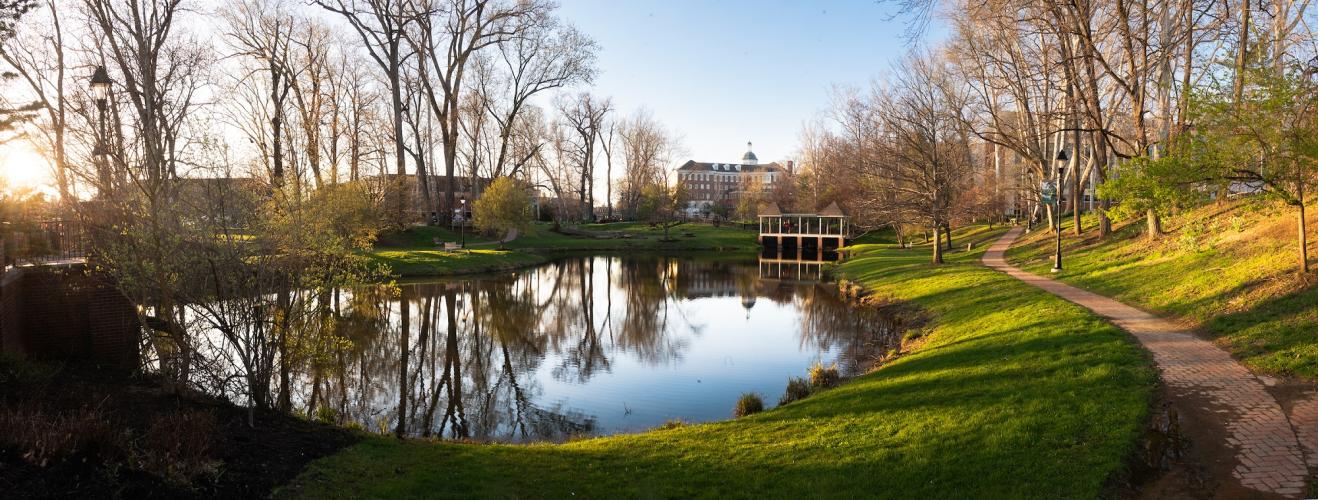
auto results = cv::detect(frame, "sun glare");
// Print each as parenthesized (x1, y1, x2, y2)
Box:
(0, 142, 54, 193)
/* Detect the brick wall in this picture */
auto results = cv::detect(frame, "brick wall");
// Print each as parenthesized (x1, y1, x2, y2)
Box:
(0, 264, 139, 371)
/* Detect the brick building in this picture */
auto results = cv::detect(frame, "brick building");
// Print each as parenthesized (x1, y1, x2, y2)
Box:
(675, 142, 789, 218)
(374, 174, 490, 223)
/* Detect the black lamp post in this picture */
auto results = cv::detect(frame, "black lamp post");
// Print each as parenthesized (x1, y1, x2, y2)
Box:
(90, 66, 113, 193)
(459, 197, 467, 249)
(1052, 149, 1068, 273)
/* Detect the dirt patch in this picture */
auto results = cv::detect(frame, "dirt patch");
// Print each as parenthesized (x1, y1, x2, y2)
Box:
(0, 359, 358, 499)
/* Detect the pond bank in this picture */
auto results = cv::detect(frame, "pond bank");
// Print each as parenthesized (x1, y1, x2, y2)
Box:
(277, 224, 1156, 498)
(370, 222, 761, 278)
(0, 358, 357, 498)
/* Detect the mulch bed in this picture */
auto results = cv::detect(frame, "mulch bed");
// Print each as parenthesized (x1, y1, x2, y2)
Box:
(0, 362, 358, 499)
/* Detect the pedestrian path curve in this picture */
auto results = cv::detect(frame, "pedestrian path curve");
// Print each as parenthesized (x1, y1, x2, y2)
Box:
(983, 227, 1314, 498)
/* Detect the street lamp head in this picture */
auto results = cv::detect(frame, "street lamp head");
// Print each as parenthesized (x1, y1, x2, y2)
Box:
(90, 66, 113, 103)
(460, 197, 467, 205)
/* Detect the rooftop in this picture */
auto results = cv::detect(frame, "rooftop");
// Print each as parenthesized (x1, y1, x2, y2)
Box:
(675, 160, 785, 173)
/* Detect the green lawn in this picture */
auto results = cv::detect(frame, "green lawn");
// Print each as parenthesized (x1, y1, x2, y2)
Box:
(278, 225, 1154, 499)
(1005, 199, 1318, 379)
(374, 225, 472, 248)
(504, 221, 759, 251)
(368, 248, 547, 277)
(368, 222, 760, 278)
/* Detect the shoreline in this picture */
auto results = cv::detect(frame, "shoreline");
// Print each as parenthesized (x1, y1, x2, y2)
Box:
(280, 224, 1155, 498)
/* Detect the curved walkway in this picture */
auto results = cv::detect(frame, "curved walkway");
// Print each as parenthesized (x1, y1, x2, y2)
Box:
(984, 227, 1312, 498)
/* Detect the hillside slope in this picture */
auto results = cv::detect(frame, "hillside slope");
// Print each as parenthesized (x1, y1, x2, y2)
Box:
(1006, 198, 1318, 379)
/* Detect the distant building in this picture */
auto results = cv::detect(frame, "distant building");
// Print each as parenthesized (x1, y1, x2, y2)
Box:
(675, 142, 790, 218)
(372, 174, 490, 223)
(173, 176, 263, 227)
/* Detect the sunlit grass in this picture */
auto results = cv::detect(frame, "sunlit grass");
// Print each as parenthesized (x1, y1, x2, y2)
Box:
(368, 248, 546, 277)
(278, 224, 1153, 499)
(505, 222, 759, 251)
(367, 222, 760, 277)
(1006, 199, 1318, 378)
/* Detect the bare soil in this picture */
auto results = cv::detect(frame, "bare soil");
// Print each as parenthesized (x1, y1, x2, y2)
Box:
(0, 361, 358, 499)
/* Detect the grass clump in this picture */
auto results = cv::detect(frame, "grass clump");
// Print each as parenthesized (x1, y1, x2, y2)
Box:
(732, 393, 764, 418)
(657, 419, 687, 430)
(809, 362, 840, 390)
(778, 377, 813, 406)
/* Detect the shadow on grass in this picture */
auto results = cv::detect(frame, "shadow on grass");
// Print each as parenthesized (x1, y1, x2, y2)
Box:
(278, 225, 1155, 500)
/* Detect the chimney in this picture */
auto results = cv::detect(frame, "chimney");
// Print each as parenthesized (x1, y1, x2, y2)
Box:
(786, 160, 794, 175)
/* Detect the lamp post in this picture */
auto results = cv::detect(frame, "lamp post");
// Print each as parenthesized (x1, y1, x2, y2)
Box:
(459, 197, 467, 249)
(90, 66, 113, 194)
(1052, 149, 1068, 273)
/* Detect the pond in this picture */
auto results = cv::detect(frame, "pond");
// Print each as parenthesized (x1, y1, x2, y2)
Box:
(201, 252, 908, 442)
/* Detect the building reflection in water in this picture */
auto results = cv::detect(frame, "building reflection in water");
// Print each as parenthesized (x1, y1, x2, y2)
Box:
(194, 253, 907, 443)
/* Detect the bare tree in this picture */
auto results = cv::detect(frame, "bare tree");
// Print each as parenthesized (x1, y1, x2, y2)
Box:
(557, 91, 609, 221)
(1, 0, 71, 199)
(403, 0, 546, 224)
(316, 0, 412, 220)
(222, 0, 295, 189)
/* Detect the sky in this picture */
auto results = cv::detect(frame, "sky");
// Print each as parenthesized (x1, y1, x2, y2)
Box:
(0, 0, 932, 194)
(556, 0, 922, 166)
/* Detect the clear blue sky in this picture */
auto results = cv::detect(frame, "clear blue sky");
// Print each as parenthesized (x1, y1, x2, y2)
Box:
(556, 0, 930, 167)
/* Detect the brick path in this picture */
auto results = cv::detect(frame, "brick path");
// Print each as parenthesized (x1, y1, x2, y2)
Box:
(984, 227, 1313, 498)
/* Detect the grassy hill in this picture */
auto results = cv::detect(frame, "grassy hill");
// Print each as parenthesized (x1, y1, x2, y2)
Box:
(277, 225, 1153, 498)
(1006, 197, 1318, 379)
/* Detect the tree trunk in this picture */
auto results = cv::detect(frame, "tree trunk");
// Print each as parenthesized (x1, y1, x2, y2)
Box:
(931, 225, 944, 264)
(1099, 199, 1112, 236)
(1299, 178, 1309, 273)
(276, 289, 292, 412)
(389, 54, 408, 225)
(1233, 0, 1250, 105)
(1146, 209, 1162, 239)
(395, 288, 410, 438)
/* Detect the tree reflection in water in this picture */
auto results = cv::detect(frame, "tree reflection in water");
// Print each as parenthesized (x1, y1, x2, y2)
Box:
(199, 254, 907, 442)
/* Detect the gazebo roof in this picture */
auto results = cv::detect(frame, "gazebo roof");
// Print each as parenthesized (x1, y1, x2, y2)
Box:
(818, 202, 846, 217)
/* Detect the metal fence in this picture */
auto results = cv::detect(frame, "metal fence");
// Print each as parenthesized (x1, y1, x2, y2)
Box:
(2, 220, 88, 268)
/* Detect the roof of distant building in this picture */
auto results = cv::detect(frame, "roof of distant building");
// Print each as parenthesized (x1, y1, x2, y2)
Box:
(675, 160, 785, 173)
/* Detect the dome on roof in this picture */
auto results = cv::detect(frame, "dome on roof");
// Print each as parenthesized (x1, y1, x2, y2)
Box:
(738, 295, 759, 311)
(742, 142, 758, 165)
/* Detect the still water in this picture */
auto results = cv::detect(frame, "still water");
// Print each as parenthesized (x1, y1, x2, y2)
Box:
(285, 254, 903, 442)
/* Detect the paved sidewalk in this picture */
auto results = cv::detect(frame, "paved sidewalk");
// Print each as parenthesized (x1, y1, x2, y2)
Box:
(983, 227, 1313, 498)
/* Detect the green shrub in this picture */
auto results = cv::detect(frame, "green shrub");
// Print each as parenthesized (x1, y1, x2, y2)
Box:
(809, 362, 841, 390)
(779, 377, 812, 406)
(1229, 214, 1247, 233)
(314, 405, 340, 425)
(1178, 218, 1209, 252)
(732, 393, 764, 418)
(657, 419, 687, 430)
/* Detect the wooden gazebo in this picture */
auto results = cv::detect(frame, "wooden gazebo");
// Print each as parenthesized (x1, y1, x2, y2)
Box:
(756, 202, 850, 252)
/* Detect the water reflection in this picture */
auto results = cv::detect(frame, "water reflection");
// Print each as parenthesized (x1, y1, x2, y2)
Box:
(227, 254, 902, 442)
